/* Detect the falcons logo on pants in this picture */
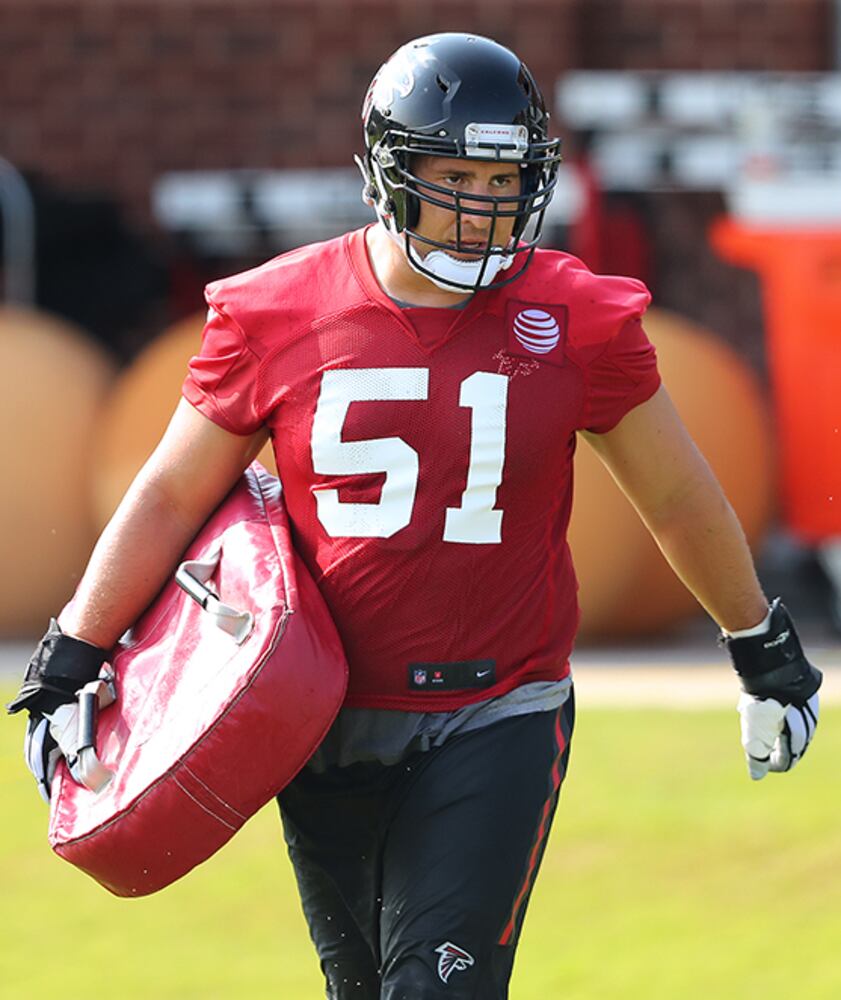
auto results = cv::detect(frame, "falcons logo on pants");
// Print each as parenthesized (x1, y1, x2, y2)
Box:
(435, 941, 475, 983)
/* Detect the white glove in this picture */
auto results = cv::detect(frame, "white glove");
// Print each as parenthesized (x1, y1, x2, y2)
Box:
(22, 679, 116, 802)
(737, 691, 820, 780)
(23, 703, 84, 803)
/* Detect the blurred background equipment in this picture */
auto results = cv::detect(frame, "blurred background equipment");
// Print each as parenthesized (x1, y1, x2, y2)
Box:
(0, 156, 35, 304)
(0, 307, 116, 636)
(0, 170, 169, 361)
(23, 174, 170, 362)
(152, 169, 377, 257)
(570, 307, 775, 639)
(711, 220, 841, 630)
(557, 64, 841, 631)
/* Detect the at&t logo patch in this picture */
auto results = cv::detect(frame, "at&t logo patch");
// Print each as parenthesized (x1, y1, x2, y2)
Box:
(513, 308, 561, 353)
(435, 941, 475, 983)
(504, 302, 568, 367)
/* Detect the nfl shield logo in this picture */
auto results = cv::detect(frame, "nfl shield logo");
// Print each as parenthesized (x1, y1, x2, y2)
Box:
(413, 669, 428, 686)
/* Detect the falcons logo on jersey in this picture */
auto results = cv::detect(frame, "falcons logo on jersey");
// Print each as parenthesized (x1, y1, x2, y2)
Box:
(435, 941, 475, 983)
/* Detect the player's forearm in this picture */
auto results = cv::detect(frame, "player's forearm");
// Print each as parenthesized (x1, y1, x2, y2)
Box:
(641, 475, 768, 632)
(58, 475, 203, 650)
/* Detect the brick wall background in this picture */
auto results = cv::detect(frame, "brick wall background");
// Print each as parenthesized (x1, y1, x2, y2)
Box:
(576, 0, 833, 70)
(0, 0, 579, 230)
(0, 0, 835, 363)
(3, 0, 832, 229)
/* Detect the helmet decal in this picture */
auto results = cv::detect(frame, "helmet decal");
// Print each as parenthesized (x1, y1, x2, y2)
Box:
(373, 46, 417, 108)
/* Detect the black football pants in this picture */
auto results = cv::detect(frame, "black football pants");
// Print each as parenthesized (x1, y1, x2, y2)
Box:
(276, 691, 575, 999)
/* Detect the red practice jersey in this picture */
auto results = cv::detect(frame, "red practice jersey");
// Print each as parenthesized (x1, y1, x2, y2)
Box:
(183, 227, 660, 710)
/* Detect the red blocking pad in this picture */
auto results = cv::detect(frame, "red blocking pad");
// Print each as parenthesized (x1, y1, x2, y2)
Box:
(48, 463, 347, 896)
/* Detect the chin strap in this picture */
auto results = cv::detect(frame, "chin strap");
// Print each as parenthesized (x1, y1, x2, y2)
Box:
(376, 220, 515, 294)
(406, 245, 513, 292)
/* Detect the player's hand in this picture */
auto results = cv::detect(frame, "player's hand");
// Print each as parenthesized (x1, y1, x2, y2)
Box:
(737, 690, 819, 780)
(6, 618, 107, 718)
(9, 619, 109, 801)
(23, 703, 83, 803)
(721, 598, 822, 781)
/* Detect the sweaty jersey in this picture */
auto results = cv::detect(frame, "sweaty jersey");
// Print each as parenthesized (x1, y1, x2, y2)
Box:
(183, 226, 660, 711)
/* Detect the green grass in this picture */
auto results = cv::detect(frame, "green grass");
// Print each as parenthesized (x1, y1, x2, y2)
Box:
(2, 690, 839, 999)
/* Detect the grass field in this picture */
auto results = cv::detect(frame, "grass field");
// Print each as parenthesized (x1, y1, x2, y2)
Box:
(1, 689, 839, 999)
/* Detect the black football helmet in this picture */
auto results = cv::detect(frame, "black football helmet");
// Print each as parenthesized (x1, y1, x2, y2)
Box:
(357, 33, 562, 293)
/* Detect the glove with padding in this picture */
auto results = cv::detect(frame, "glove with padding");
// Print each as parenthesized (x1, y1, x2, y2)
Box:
(6, 618, 107, 717)
(24, 703, 84, 803)
(21, 678, 117, 801)
(736, 691, 819, 779)
(10, 619, 110, 802)
(722, 598, 822, 780)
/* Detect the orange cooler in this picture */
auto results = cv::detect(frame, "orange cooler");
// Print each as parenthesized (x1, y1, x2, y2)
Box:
(711, 219, 841, 542)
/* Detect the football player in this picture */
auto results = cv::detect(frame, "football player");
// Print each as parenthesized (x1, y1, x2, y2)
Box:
(9, 33, 820, 999)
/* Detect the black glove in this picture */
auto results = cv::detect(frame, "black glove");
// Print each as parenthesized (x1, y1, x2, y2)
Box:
(721, 598, 822, 779)
(6, 618, 108, 718)
(721, 598, 822, 704)
(9, 620, 110, 802)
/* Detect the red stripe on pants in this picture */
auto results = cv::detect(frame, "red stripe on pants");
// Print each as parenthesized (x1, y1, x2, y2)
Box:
(498, 708, 568, 946)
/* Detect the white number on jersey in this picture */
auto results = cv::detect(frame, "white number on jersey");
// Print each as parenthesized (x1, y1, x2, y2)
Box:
(443, 372, 508, 544)
(311, 368, 428, 538)
(311, 368, 509, 543)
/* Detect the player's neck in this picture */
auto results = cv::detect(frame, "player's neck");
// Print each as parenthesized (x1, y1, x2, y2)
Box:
(365, 225, 473, 309)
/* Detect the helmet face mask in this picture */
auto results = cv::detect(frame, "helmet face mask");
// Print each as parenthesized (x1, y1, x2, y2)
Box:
(358, 33, 562, 294)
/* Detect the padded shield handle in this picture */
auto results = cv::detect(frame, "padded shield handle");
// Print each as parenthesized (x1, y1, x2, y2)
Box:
(175, 544, 254, 645)
(75, 677, 116, 793)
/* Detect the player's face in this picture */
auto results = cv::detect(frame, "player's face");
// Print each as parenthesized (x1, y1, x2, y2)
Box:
(410, 156, 521, 260)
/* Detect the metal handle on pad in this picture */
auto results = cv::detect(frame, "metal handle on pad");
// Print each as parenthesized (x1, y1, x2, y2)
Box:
(175, 545, 254, 645)
(75, 678, 116, 793)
